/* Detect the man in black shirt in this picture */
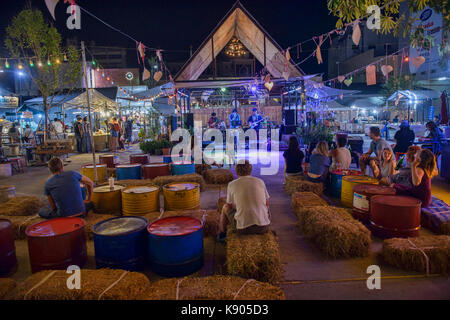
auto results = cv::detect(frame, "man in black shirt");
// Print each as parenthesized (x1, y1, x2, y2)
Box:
(393, 120, 415, 154)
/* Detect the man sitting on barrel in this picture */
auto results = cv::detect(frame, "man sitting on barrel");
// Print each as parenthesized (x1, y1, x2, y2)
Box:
(218, 160, 270, 241)
(39, 157, 94, 219)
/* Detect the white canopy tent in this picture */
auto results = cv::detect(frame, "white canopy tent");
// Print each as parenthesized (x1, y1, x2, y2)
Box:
(63, 89, 119, 113)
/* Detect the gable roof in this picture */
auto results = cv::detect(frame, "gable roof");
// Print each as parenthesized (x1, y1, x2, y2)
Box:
(175, 1, 303, 81)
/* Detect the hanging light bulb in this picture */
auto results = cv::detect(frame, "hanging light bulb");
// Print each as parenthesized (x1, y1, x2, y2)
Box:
(29, 60, 34, 67)
(5, 59, 10, 68)
(102, 72, 105, 77)
(47, 59, 51, 66)
(18, 63, 23, 70)
(56, 58, 61, 64)
(38, 61, 43, 67)
(63, 54, 68, 62)
(96, 67, 100, 72)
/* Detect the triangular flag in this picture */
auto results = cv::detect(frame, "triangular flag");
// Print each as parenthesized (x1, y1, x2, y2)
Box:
(285, 48, 291, 61)
(156, 50, 162, 62)
(366, 65, 376, 86)
(45, 0, 59, 20)
(344, 78, 352, 87)
(411, 56, 425, 68)
(381, 65, 393, 77)
(154, 71, 162, 82)
(137, 42, 145, 64)
(282, 71, 290, 81)
(352, 21, 361, 46)
(338, 76, 345, 83)
(142, 67, 150, 81)
(265, 81, 274, 91)
(264, 74, 270, 83)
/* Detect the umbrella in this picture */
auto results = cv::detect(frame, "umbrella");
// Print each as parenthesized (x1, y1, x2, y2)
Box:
(441, 90, 448, 125)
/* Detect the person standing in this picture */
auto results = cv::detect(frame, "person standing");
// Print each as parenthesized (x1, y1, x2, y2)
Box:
(393, 120, 415, 154)
(208, 113, 219, 129)
(81, 116, 91, 153)
(53, 118, 64, 140)
(118, 118, 125, 150)
(124, 116, 133, 145)
(74, 116, 83, 153)
(109, 117, 120, 152)
(21, 124, 33, 143)
(248, 108, 263, 131)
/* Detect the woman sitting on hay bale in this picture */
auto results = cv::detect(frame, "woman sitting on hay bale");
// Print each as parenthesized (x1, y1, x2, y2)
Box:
(283, 136, 304, 183)
(218, 161, 271, 241)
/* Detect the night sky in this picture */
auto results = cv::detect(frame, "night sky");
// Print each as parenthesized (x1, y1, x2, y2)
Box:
(0, 0, 336, 76)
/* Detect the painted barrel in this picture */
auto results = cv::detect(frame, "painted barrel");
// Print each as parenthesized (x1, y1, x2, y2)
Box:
(163, 156, 172, 164)
(341, 175, 378, 207)
(116, 164, 142, 181)
(163, 183, 200, 211)
(330, 170, 363, 198)
(171, 161, 195, 176)
(143, 163, 170, 179)
(130, 154, 149, 165)
(0, 219, 17, 276)
(93, 216, 149, 271)
(147, 216, 204, 277)
(81, 164, 107, 184)
(99, 154, 118, 168)
(26, 217, 87, 273)
(370, 195, 422, 238)
(122, 186, 159, 216)
(352, 184, 396, 223)
(0, 185, 15, 204)
(92, 185, 124, 216)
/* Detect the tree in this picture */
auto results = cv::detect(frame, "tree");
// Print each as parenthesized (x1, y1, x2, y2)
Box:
(327, 0, 449, 50)
(381, 74, 417, 99)
(5, 8, 82, 143)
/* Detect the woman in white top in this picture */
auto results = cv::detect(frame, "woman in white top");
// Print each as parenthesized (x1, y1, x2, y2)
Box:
(329, 135, 352, 171)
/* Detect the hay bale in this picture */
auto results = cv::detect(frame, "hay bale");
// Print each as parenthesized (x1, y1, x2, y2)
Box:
(291, 192, 328, 212)
(0, 214, 44, 240)
(144, 275, 285, 300)
(153, 173, 206, 191)
(284, 175, 323, 196)
(382, 236, 450, 274)
(297, 206, 371, 258)
(217, 197, 227, 213)
(226, 231, 281, 284)
(203, 169, 234, 185)
(9, 269, 150, 300)
(0, 278, 16, 300)
(84, 213, 116, 240)
(144, 209, 220, 237)
(195, 163, 211, 176)
(0, 196, 41, 216)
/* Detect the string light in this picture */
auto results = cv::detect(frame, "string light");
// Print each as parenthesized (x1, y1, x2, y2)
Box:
(225, 37, 247, 57)
(5, 59, 10, 68)
(17, 63, 23, 70)
(56, 58, 61, 64)
(47, 59, 51, 66)
(29, 60, 34, 67)
(37, 61, 43, 67)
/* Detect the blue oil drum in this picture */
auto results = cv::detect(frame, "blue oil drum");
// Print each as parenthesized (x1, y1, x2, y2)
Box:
(147, 216, 203, 277)
(163, 156, 172, 164)
(116, 164, 142, 180)
(93, 216, 149, 271)
(171, 162, 195, 176)
(330, 169, 363, 198)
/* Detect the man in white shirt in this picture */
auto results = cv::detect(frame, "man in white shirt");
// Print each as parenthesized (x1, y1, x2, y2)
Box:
(218, 160, 270, 240)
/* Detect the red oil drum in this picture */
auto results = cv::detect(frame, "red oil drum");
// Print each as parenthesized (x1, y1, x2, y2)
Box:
(130, 154, 149, 165)
(352, 184, 396, 223)
(370, 195, 422, 238)
(0, 219, 17, 276)
(99, 154, 118, 168)
(26, 217, 87, 273)
(143, 163, 170, 179)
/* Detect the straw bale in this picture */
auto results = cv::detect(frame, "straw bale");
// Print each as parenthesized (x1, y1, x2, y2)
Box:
(195, 163, 211, 176)
(0, 196, 41, 216)
(226, 231, 281, 284)
(297, 206, 371, 258)
(441, 223, 450, 235)
(217, 197, 227, 213)
(153, 173, 206, 191)
(284, 175, 323, 196)
(84, 213, 116, 240)
(203, 169, 234, 185)
(144, 209, 220, 237)
(0, 278, 16, 300)
(0, 214, 44, 240)
(9, 269, 150, 300)
(291, 192, 328, 213)
(144, 275, 285, 300)
(382, 236, 450, 274)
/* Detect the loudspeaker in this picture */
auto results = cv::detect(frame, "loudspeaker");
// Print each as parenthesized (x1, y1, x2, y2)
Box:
(284, 125, 297, 135)
(170, 116, 178, 132)
(283, 110, 295, 125)
(185, 113, 194, 129)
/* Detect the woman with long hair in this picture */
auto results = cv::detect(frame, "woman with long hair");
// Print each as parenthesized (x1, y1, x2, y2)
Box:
(378, 148, 397, 180)
(393, 149, 438, 207)
(283, 136, 304, 181)
(306, 141, 330, 183)
(389, 145, 421, 187)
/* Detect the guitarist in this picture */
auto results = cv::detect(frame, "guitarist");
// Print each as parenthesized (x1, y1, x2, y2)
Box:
(248, 108, 264, 131)
(229, 109, 241, 151)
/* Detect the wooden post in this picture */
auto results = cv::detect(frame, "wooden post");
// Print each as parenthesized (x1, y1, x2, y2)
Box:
(81, 41, 98, 184)
(211, 38, 216, 79)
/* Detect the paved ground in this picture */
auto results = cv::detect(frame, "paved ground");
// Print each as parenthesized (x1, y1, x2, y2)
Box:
(1, 142, 449, 300)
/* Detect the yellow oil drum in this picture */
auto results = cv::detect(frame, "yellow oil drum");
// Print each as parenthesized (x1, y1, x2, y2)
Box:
(81, 164, 107, 184)
(122, 186, 160, 216)
(91, 185, 124, 216)
(163, 182, 200, 211)
(341, 176, 378, 208)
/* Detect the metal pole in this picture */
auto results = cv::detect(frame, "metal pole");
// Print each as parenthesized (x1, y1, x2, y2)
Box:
(81, 41, 98, 184)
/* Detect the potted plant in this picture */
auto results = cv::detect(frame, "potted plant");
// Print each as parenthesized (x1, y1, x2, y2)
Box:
(160, 139, 173, 156)
(296, 124, 333, 161)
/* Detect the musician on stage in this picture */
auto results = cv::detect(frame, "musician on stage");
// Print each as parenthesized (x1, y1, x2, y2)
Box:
(248, 108, 263, 131)
(208, 112, 219, 129)
(229, 109, 241, 151)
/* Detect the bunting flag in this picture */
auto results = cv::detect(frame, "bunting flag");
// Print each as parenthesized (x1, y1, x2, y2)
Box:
(411, 56, 426, 69)
(338, 75, 345, 83)
(45, 0, 59, 20)
(154, 71, 163, 82)
(156, 50, 162, 61)
(137, 42, 145, 65)
(142, 67, 150, 81)
(352, 20, 361, 46)
(366, 65, 376, 86)
(314, 36, 324, 65)
(381, 65, 393, 80)
(344, 78, 352, 87)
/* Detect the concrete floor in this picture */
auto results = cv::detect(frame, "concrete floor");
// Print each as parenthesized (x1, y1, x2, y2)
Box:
(1, 144, 449, 300)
